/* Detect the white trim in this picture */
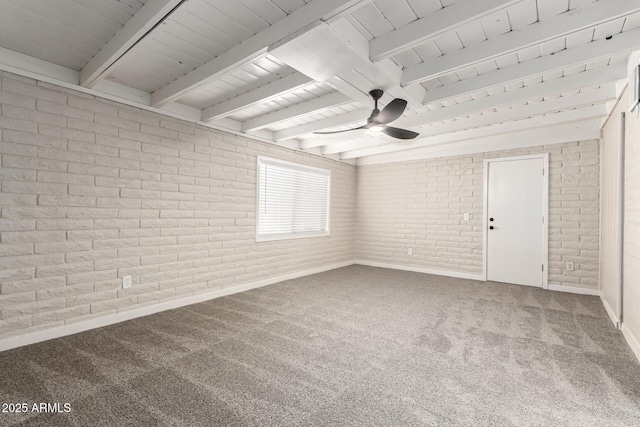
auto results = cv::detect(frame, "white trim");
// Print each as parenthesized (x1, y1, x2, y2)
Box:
(255, 232, 331, 243)
(483, 161, 489, 281)
(622, 323, 640, 362)
(547, 284, 600, 296)
(601, 294, 621, 328)
(542, 154, 550, 290)
(483, 153, 549, 289)
(354, 262, 603, 297)
(0, 261, 354, 353)
(353, 260, 484, 281)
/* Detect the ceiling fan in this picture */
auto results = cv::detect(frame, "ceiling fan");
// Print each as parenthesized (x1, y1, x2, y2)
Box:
(314, 89, 419, 139)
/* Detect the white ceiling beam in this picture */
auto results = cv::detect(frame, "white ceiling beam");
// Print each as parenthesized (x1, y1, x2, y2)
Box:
(0, 46, 79, 84)
(80, 0, 184, 87)
(418, 86, 616, 136)
(397, 63, 627, 128)
(322, 138, 390, 155)
(423, 28, 640, 104)
(327, 18, 426, 109)
(273, 108, 370, 141)
(325, 75, 374, 107)
(369, 0, 523, 62)
(300, 131, 368, 149)
(303, 85, 615, 150)
(150, 0, 373, 107)
(201, 73, 313, 121)
(241, 92, 351, 132)
(341, 104, 607, 159)
(154, 46, 269, 107)
(299, 65, 622, 148)
(357, 120, 602, 165)
(268, 17, 426, 109)
(402, 0, 640, 86)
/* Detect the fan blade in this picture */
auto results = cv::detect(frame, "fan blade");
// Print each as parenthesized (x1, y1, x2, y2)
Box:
(383, 126, 419, 140)
(375, 98, 407, 124)
(314, 125, 366, 135)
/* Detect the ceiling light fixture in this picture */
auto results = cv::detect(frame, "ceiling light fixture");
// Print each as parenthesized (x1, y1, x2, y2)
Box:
(369, 125, 384, 132)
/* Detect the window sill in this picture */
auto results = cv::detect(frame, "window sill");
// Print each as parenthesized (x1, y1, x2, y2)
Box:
(255, 231, 330, 243)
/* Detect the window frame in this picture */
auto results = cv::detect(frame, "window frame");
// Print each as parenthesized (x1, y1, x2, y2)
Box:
(255, 156, 331, 242)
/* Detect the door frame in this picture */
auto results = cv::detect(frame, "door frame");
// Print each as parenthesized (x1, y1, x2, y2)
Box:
(482, 153, 549, 289)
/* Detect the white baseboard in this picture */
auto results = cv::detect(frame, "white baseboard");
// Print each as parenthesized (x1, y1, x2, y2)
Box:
(356, 262, 603, 297)
(600, 295, 620, 328)
(0, 261, 355, 353)
(622, 323, 640, 363)
(353, 260, 484, 281)
(547, 283, 600, 296)
(0, 260, 609, 352)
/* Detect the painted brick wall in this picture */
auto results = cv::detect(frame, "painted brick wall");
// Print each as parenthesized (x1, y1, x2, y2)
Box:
(0, 71, 356, 339)
(355, 140, 600, 290)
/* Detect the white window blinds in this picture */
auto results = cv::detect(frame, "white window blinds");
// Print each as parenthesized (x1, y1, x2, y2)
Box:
(256, 157, 330, 241)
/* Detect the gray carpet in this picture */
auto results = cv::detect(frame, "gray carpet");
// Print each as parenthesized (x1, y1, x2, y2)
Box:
(1, 265, 640, 426)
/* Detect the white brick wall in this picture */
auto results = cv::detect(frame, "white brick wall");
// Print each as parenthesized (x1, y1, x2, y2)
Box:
(0, 71, 356, 338)
(0, 69, 606, 342)
(356, 141, 600, 290)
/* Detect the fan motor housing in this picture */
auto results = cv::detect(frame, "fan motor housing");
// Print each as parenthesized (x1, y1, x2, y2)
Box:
(369, 89, 384, 101)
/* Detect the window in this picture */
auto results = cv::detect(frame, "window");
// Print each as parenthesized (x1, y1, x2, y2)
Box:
(256, 156, 330, 242)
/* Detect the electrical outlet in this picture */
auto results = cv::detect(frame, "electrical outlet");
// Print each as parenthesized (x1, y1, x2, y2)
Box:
(464, 213, 470, 221)
(122, 275, 132, 289)
(408, 248, 413, 255)
(566, 262, 574, 271)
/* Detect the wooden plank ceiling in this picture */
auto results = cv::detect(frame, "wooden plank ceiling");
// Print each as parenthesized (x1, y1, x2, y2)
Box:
(1, 0, 639, 164)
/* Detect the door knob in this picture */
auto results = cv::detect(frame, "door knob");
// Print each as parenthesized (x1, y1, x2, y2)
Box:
(489, 218, 494, 221)
(489, 226, 494, 230)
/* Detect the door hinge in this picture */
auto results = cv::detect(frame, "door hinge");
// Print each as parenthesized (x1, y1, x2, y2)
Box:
(542, 168, 545, 176)
(542, 216, 544, 224)
(542, 265, 544, 271)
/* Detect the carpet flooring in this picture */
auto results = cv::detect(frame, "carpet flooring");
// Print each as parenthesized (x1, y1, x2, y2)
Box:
(1, 265, 640, 426)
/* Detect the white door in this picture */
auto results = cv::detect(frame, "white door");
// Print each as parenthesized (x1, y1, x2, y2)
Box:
(486, 156, 546, 287)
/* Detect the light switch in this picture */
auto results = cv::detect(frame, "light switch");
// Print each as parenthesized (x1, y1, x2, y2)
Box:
(464, 213, 470, 221)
